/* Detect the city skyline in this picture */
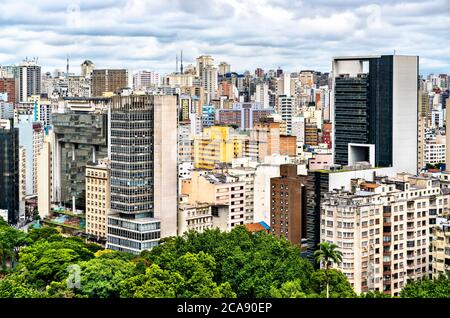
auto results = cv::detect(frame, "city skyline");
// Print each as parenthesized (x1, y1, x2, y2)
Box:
(0, 0, 448, 75)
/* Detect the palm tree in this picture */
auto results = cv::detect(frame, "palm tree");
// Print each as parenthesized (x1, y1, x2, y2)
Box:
(314, 242, 343, 298)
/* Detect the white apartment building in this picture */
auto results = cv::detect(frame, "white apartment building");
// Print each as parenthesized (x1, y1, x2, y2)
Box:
(178, 196, 213, 236)
(255, 83, 269, 109)
(424, 139, 446, 165)
(431, 217, 450, 278)
(321, 173, 444, 296)
(133, 70, 160, 90)
(278, 95, 294, 135)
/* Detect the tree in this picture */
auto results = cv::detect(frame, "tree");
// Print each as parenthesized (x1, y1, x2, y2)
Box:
(313, 242, 343, 298)
(309, 269, 356, 298)
(400, 274, 450, 298)
(270, 280, 306, 298)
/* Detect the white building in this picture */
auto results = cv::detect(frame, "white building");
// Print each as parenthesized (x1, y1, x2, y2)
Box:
(255, 83, 269, 109)
(321, 173, 444, 296)
(133, 70, 160, 90)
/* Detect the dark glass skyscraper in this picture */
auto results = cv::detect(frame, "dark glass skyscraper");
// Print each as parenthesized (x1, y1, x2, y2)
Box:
(332, 55, 418, 175)
(0, 119, 19, 224)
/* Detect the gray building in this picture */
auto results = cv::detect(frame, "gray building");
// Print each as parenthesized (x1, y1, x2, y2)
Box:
(107, 94, 177, 254)
(52, 112, 108, 211)
(19, 61, 41, 102)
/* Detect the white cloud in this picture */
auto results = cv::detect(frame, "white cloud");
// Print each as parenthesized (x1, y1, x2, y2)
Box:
(0, 0, 448, 75)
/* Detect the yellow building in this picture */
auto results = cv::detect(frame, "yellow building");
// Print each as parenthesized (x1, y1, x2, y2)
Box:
(194, 126, 246, 169)
(85, 159, 110, 240)
(431, 221, 450, 278)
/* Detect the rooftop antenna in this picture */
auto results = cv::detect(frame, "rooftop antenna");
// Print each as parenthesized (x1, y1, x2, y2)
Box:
(180, 50, 184, 74)
(394, 49, 396, 55)
(176, 54, 178, 74)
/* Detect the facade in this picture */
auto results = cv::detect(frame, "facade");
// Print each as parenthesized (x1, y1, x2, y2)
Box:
(0, 78, 16, 103)
(52, 112, 108, 210)
(424, 139, 446, 165)
(133, 70, 160, 90)
(19, 60, 41, 103)
(247, 119, 280, 162)
(332, 55, 418, 174)
(280, 135, 297, 156)
(178, 198, 213, 236)
(431, 219, 450, 278)
(216, 102, 274, 130)
(0, 119, 19, 224)
(321, 174, 443, 295)
(255, 83, 269, 109)
(178, 121, 193, 163)
(106, 94, 177, 254)
(194, 126, 246, 170)
(182, 171, 246, 231)
(85, 159, 110, 240)
(92, 69, 128, 97)
(202, 66, 218, 104)
(278, 95, 294, 135)
(270, 164, 306, 245)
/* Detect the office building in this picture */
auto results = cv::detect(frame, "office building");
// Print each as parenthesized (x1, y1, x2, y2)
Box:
(270, 164, 306, 245)
(52, 112, 108, 211)
(0, 119, 19, 224)
(332, 55, 418, 174)
(106, 94, 177, 254)
(92, 69, 128, 97)
(81, 60, 95, 78)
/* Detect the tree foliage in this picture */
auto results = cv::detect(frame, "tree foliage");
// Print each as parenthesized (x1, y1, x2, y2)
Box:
(400, 275, 450, 298)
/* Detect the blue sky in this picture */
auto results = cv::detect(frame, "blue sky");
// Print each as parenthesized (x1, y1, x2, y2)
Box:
(0, 0, 449, 75)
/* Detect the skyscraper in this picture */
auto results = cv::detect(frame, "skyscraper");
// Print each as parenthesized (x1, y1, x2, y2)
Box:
(0, 119, 19, 224)
(19, 59, 41, 102)
(332, 55, 418, 174)
(92, 69, 128, 97)
(107, 94, 177, 254)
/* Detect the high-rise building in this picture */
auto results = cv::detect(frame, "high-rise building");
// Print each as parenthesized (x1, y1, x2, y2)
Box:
(52, 112, 108, 211)
(196, 55, 214, 77)
(0, 78, 16, 103)
(0, 119, 19, 224)
(278, 95, 294, 135)
(321, 174, 443, 295)
(332, 55, 418, 174)
(431, 219, 450, 278)
(215, 102, 274, 130)
(270, 164, 306, 245)
(19, 59, 41, 103)
(255, 83, 269, 109)
(81, 60, 95, 78)
(91, 69, 128, 97)
(85, 159, 110, 241)
(255, 68, 264, 79)
(247, 118, 280, 162)
(107, 94, 177, 254)
(194, 125, 246, 169)
(202, 66, 218, 104)
(133, 70, 160, 90)
(218, 62, 231, 76)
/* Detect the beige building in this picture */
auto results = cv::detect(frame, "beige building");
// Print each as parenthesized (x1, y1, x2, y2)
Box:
(247, 119, 280, 161)
(85, 159, 110, 239)
(36, 132, 55, 219)
(181, 170, 246, 231)
(178, 195, 213, 236)
(321, 173, 445, 296)
(431, 219, 450, 278)
(18, 146, 26, 202)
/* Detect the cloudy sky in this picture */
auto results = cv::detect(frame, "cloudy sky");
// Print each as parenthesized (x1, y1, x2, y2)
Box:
(0, 0, 449, 76)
